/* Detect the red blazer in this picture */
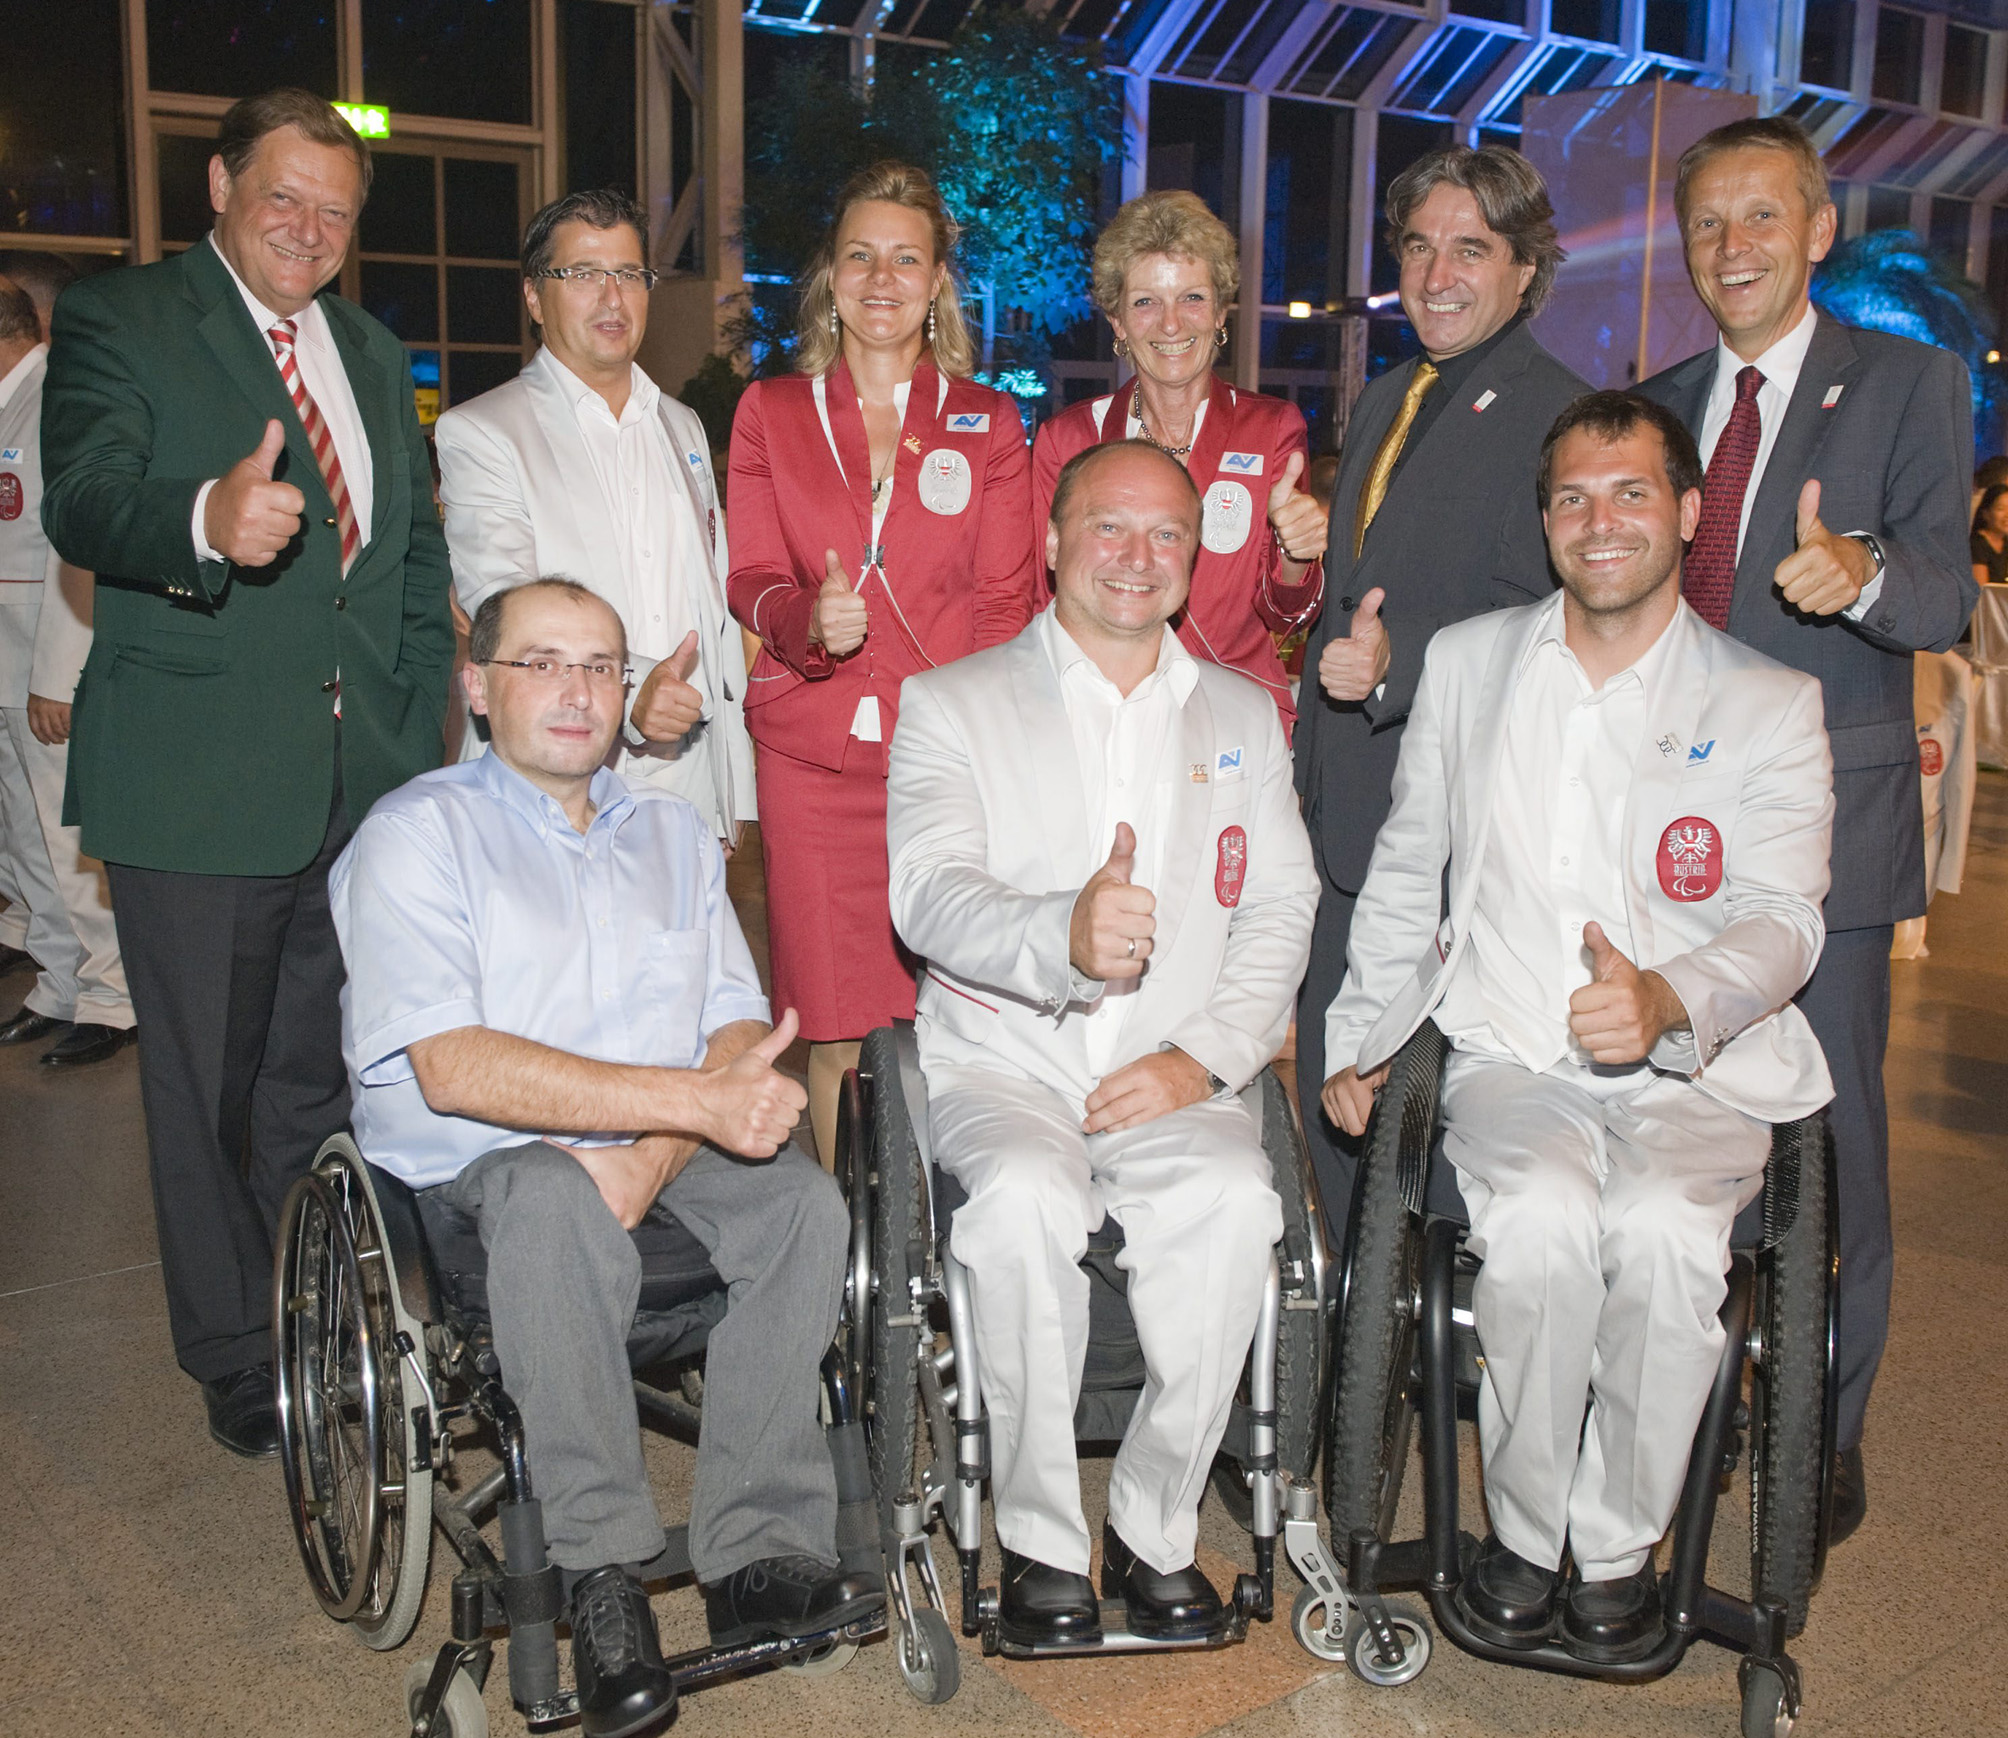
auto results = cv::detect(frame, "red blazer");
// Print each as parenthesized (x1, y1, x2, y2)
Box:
(1031, 374, 1323, 733)
(727, 359, 1041, 772)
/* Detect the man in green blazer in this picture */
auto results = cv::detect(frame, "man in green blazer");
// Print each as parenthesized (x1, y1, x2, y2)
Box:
(41, 88, 453, 1457)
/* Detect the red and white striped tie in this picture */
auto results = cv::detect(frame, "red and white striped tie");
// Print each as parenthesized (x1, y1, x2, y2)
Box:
(268, 318, 359, 574)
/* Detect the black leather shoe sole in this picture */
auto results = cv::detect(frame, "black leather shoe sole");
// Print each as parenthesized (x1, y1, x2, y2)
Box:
(41, 1023, 138, 1068)
(0, 1010, 67, 1046)
(1559, 1610, 1665, 1665)
(998, 1552, 1102, 1649)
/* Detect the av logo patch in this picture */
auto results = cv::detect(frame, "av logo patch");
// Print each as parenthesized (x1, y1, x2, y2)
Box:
(946, 412, 990, 432)
(1687, 740, 1715, 764)
(1220, 451, 1264, 474)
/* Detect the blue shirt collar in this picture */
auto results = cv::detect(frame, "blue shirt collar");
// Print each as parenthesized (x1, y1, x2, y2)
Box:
(473, 747, 635, 841)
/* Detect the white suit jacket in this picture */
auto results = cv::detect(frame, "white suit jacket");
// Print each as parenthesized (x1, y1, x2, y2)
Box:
(887, 612, 1318, 1104)
(0, 346, 93, 710)
(1326, 593, 1836, 1124)
(434, 348, 754, 837)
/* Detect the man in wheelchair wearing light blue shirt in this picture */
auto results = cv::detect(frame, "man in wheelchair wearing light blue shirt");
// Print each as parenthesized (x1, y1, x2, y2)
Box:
(330, 577, 880, 1738)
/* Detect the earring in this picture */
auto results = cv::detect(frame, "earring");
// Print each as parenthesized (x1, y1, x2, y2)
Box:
(1113, 336, 1130, 361)
(830, 303, 840, 337)
(1214, 327, 1228, 350)
(927, 299, 937, 344)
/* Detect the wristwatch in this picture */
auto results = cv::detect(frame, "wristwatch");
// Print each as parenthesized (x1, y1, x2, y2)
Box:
(1844, 530, 1887, 578)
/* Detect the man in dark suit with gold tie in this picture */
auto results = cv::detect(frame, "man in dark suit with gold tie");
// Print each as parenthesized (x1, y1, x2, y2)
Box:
(1639, 117, 1977, 1542)
(41, 88, 454, 1457)
(1294, 146, 1587, 1228)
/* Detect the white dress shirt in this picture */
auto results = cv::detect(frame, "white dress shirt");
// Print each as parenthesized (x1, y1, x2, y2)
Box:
(190, 235, 374, 560)
(543, 352, 709, 703)
(1697, 302, 1882, 617)
(1039, 606, 1198, 1077)
(1434, 604, 1681, 1075)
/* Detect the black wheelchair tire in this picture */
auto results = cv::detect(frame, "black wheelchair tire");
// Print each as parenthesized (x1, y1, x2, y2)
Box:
(1262, 1069, 1325, 1488)
(861, 1028, 925, 1541)
(1323, 1028, 1440, 1550)
(1750, 1119, 1831, 1639)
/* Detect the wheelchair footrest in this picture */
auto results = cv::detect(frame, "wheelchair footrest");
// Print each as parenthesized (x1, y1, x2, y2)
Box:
(990, 1600, 1250, 1659)
(668, 1611, 890, 1690)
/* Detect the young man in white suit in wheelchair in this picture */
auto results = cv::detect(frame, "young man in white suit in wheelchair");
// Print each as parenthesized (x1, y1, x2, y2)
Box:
(885, 439, 1318, 1649)
(1322, 392, 1834, 1665)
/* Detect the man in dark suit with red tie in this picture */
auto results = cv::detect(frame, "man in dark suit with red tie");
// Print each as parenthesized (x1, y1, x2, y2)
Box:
(41, 89, 453, 1457)
(1639, 117, 1976, 1543)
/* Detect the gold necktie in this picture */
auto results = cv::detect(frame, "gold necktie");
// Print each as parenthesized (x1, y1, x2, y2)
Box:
(1354, 360, 1439, 559)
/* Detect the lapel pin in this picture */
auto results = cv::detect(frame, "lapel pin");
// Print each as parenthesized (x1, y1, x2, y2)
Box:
(1190, 763, 1209, 783)
(902, 434, 922, 454)
(1473, 389, 1497, 413)
(1822, 384, 1844, 409)
(1657, 734, 1678, 758)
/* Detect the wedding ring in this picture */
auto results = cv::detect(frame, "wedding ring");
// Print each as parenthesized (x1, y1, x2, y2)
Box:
(1127, 938, 1137, 958)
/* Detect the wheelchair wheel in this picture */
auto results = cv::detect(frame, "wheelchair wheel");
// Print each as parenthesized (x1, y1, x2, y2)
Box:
(1346, 1603, 1432, 1687)
(835, 1065, 872, 1414)
(404, 1658, 489, 1738)
(897, 1607, 962, 1704)
(1262, 1068, 1325, 1487)
(860, 1027, 925, 1538)
(275, 1139, 434, 1649)
(1323, 1026, 1442, 1549)
(1749, 1117, 1832, 1638)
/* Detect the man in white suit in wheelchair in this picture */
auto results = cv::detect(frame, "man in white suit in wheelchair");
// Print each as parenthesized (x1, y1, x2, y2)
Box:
(1322, 392, 1834, 1666)
(886, 439, 1318, 1650)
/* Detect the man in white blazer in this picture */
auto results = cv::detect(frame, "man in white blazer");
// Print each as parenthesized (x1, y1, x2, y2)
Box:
(1322, 392, 1833, 1665)
(887, 440, 1317, 1650)
(435, 190, 753, 845)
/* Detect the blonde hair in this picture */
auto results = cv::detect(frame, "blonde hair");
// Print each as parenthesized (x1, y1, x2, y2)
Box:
(1091, 190, 1240, 319)
(795, 161, 977, 379)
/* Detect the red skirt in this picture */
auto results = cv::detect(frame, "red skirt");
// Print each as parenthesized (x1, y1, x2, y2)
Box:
(754, 742, 918, 1041)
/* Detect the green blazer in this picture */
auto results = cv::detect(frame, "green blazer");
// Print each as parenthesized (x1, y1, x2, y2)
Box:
(41, 240, 454, 875)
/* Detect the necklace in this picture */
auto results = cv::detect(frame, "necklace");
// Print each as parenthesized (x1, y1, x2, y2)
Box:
(1132, 387, 1193, 460)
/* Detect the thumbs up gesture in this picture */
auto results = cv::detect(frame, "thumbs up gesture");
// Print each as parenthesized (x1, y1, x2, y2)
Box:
(1317, 586, 1392, 703)
(1773, 478, 1872, 617)
(689, 1007, 809, 1158)
(203, 419, 306, 567)
(1069, 821, 1157, 982)
(1266, 451, 1329, 566)
(811, 548, 870, 658)
(631, 629, 705, 744)
(1567, 921, 1691, 1064)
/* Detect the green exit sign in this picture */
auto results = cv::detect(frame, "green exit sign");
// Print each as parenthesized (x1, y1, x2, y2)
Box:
(334, 103, 390, 140)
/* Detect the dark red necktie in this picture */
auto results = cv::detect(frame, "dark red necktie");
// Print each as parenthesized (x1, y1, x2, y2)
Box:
(1683, 364, 1764, 629)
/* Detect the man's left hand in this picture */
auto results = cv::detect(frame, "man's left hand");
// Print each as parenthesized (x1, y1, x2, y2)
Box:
(26, 694, 72, 746)
(565, 1132, 699, 1229)
(1267, 453, 1329, 566)
(1083, 1048, 1213, 1135)
(631, 630, 704, 743)
(1568, 921, 1690, 1065)
(1773, 479, 1871, 617)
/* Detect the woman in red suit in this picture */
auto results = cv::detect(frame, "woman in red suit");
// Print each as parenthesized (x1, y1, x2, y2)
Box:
(1031, 190, 1329, 735)
(728, 161, 1041, 1163)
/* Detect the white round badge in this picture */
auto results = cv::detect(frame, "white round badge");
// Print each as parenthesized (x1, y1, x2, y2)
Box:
(1202, 479, 1253, 553)
(918, 448, 973, 516)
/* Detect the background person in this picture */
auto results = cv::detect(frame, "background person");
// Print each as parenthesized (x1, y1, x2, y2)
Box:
(1971, 484, 2008, 585)
(39, 88, 454, 1458)
(435, 189, 753, 847)
(886, 440, 1317, 1648)
(1293, 145, 1588, 1238)
(0, 273, 132, 1067)
(1324, 393, 1833, 1664)
(1638, 116, 1977, 1540)
(1030, 191, 1328, 734)
(726, 160, 1040, 1165)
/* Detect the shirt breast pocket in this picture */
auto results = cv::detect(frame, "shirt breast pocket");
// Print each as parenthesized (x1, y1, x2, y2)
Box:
(641, 929, 710, 1067)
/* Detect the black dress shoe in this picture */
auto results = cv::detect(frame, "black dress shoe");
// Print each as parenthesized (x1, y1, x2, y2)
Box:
(1560, 1562, 1663, 1664)
(40, 1022, 137, 1068)
(572, 1565, 676, 1738)
(0, 943, 30, 978)
(1101, 1521, 1223, 1640)
(702, 1554, 883, 1648)
(0, 1007, 67, 1045)
(202, 1365, 279, 1458)
(997, 1547, 1101, 1648)
(1454, 1533, 1558, 1650)
(1829, 1445, 1867, 1546)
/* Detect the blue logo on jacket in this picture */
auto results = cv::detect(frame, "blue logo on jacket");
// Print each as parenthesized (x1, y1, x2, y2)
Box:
(1688, 740, 1715, 764)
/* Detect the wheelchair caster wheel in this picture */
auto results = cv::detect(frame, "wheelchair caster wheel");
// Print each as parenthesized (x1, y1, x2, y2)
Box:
(897, 1608, 962, 1704)
(1345, 1605, 1431, 1687)
(1740, 1662, 1796, 1738)
(1289, 1586, 1349, 1663)
(404, 1659, 488, 1738)
(782, 1638, 858, 1678)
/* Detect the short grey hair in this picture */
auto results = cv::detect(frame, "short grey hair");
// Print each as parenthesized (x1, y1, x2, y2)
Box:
(469, 578, 626, 665)
(1384, 145, 1566, 316)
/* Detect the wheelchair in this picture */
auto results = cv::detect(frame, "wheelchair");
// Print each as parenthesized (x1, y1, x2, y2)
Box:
(838, 1022, 1331, 1699)
(1305, 1021, 1837, 1738)
(272, 1135, 887, 1738)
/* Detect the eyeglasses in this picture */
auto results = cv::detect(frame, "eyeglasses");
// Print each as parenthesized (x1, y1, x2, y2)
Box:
(535, 265, 660, 292)
(476, 657, 633, 687)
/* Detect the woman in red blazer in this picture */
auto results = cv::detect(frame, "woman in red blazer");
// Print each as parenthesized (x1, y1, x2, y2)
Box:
(1031, 191, 1329, 735)
(728, 161, 1041, 1163)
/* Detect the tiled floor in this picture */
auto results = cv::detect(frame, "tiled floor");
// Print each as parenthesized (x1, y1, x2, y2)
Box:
(3, 785, 2004, 1738)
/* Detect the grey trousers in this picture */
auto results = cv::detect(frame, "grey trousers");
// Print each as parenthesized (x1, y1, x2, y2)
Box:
(430, 1139, 848, 1580)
